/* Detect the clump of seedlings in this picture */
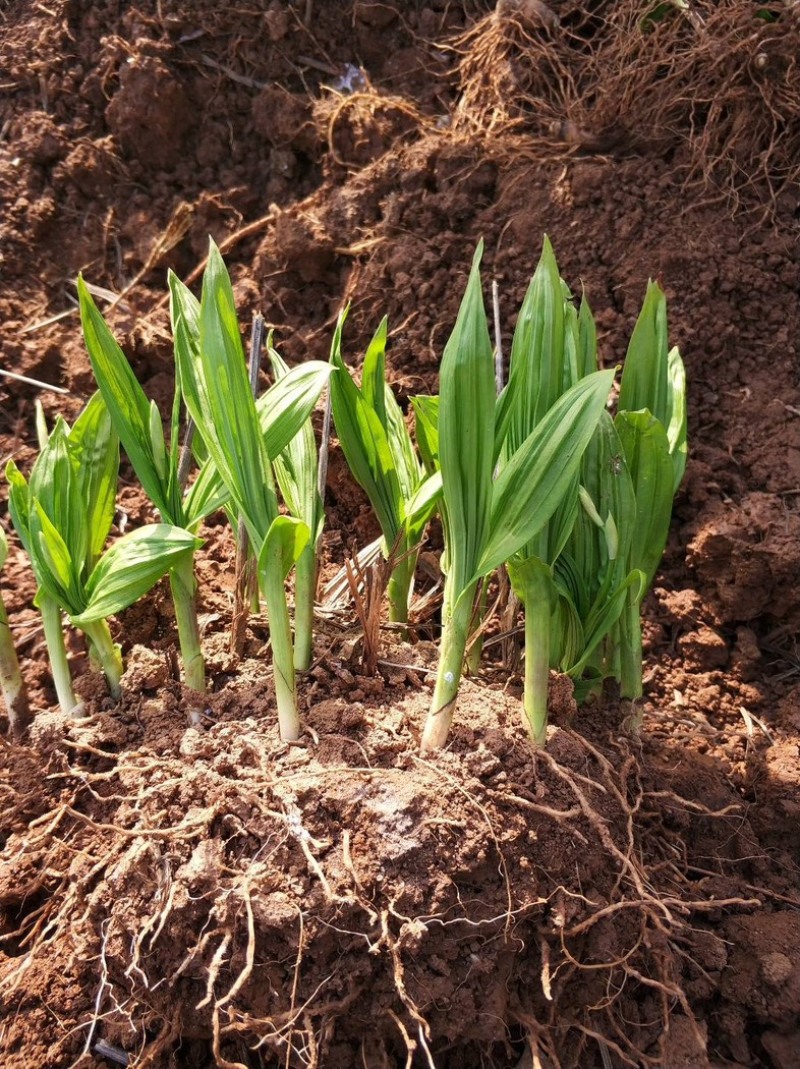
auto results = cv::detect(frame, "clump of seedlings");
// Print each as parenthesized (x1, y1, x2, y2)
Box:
(1, 236, 685, 754)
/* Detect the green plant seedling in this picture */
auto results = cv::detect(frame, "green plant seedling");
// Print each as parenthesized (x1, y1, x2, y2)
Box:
(420, 243, 614, 752)
(79, 271, 331, 720)
(268, 344, 326, 671)
(613, 280, 687, 710)
(5, 395, 200, 708)
(329, 314, 438, 629)
(171, 240, 332, 740)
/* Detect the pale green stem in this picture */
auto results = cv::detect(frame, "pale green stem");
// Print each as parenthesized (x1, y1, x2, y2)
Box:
(39, 594, 81, 714)
(260, 563, 300, 742)
(387, 541, 417, 629)
(293, 544, 317, 672)
(521, 568, 552, 748)
(80, 619, 123, 699)
(620, 588, 643, 732)
(420, 580, 477, 753)
(0, 594, 30, 736)
(169, 553, 205, 725)
(466, 582, 487, 674)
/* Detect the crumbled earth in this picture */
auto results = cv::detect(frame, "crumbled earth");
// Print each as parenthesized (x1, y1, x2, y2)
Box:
(1, 2, 799, 1067)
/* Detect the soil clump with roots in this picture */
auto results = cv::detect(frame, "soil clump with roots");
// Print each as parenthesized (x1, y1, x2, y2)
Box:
(1, 2, 799, 1067)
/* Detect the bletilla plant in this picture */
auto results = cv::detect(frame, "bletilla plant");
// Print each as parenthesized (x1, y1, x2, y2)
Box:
(329, 314, 437, 629)
(419, 244, 615, 752)
(79, 263, 332, 717)
(5, 394, 199, 711)
(171, 240, 332, 740)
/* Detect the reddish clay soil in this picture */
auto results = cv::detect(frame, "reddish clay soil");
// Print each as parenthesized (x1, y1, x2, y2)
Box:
(1, 2, 800, 1068)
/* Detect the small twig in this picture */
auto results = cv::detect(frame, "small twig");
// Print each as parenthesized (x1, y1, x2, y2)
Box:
(200, 53, 268, 91)
(107, 202, 193, 311)
(157, 209, 279, 303)
(296, 53, 339, 76)
(0, 368, 69, 395)
(344, 551, 390, 676)
(20, 308, 75, 334)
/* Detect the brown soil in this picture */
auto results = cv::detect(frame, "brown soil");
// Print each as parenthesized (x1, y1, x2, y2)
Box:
(1, 2, 800, 1067)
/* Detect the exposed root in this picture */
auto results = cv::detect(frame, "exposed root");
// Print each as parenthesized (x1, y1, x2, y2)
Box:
(0, 715, 766, 1068)
(448, 0, 800, 213)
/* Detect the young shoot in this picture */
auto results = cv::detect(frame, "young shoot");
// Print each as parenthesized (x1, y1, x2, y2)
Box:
(329, 314, 438, 630)
(0, 526, 30, 735)
(420, 243, 614, 752)
(5, 394, 200, 708)
(171, 240, 332, 740)
(78, 278, 217, 718)
(268, 344, 326, 671)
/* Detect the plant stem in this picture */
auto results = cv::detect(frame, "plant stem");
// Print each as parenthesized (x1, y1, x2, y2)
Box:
(169, 552, 205, 724)
(387, 543, 415, 628)
(466, 581, 487, 674)
(259, 561, 300, 742)
(619, 588, 643, 732)
(521, 567, 552, 747)
(80, 619, 123, 699)
(0, 594, 30, 736)
(39, 594, 81, 714)
(420, 580, 477, 753)
(293, 544, 317, 671)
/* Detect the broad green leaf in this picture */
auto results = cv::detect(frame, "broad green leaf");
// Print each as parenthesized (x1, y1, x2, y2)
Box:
(361, 318, 389, 431)
(258, 360, 333, 462)
(30, 501, 83, 615)
(148, 400, 168, 482)
(78, 277, 177, 522)
(667, 345, 687, 492)
(360, 318, 421, 503)
(268, 347, 323, 541)
(169, 271, 202, 343)
(577, 293, 598, 378)
(438, 242, 495, 593)
(329, 312, 403, 545)
(563, 299, 580, 389)
(575, 411, 637, 581)
(504, 236, 568, 454)
(34, 400, 49, 449)
(200, 243, 276, 541)
(405, 470, 442, 528)
(68, 392, 119, 569)
(476, 369, 614, 579)
(174, 242, 276, 545)
(29, 420, 87, 582)
(183, 347, 333, 528)
(183, 460, 231, 528)
(168, 272, 203, 489)
(566, 569, 645, 677)
(5, 461, 32, 554)
(615, 410, 675, 591)
(258, 515, 311, 585)
(507, 554, 556, 609)
(552, 578, 585, 672)
(411, 395, 440, 473)
(618, 280, 671, 430)
(74, 525, 201, 625)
